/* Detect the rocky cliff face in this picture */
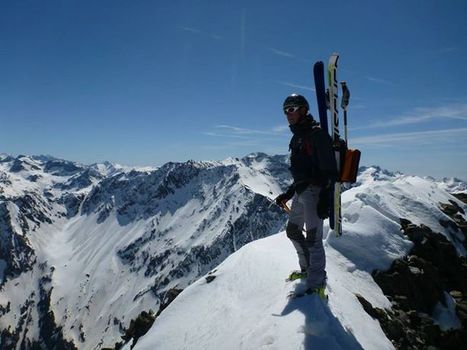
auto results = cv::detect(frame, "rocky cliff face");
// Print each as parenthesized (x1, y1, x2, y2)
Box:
(361, 217, 467, 349)
(353, 180, 467, 349)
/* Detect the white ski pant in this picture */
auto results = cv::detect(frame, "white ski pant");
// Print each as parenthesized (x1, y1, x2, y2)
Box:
(286, 185, 326, 289)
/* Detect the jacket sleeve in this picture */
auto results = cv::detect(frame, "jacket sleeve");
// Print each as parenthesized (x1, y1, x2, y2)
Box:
(313, 130, 338, 184)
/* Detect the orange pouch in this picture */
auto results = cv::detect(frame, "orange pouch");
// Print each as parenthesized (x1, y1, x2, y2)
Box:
(340, 149, 361, 183)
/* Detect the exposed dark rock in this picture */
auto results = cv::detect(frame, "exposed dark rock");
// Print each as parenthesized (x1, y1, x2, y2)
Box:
(10, 158, 41, 173)
(0, 328, 20, 349)
(13, 192, 53, 228)
(59, 193, 85, 218)
(452, 193, 467, 205)
(356, 293, 467, 349)
(355, 293, 385, 320)
(206, 275, 216, 283)
(0, 202, 36, 284)
(0, 155, 14, 163)
(27, 174, 41, 182)
(0, 301, 11, 317)
(81, 162, 206, 225)
(0, 189, 58, 283)
(450, 291, 467, 329)
(440, 218, 460, 231)
(373, 255, 443, 313)
(55, 167, 104, 191)
(438, 199, 467, 251)
(0, 172, 12, 190)
(0, 274, 77, 350)
(157, 288, 183, 317)
(36, 274, 77, 349)
(144, 249, 173, 277)
(43, 159, 83, 176)
(116, 288, 183, 350)
(439, 200, 465, 216)
(367, 219, 467, 349)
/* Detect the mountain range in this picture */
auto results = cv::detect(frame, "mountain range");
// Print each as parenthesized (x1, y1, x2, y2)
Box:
(0, 153, 466, 349)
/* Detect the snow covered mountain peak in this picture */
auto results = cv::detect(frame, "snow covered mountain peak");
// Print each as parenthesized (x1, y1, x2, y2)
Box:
(357, 165, 403, 183)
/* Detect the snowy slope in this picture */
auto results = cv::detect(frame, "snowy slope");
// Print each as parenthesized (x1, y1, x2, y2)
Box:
(134, 166, 466, 350)
(334, 166, 466, 259)
(135, 233, 392, 350)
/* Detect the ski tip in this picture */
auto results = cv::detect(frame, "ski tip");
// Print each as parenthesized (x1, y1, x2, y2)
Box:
(328, 53, 340, 66)
(313, 61, 324, 71)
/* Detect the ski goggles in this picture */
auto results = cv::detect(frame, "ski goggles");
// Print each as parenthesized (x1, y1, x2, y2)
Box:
(283, 106, 301, 114)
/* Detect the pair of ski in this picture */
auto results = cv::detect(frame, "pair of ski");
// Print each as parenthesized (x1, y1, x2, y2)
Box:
(313, 53, 349, 236)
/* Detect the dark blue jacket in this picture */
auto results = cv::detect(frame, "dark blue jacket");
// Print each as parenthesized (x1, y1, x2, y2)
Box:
(288, 116, 338, 193)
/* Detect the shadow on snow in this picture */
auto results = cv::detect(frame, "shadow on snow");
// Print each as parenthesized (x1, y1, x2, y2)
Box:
(276, 285, 363, 350)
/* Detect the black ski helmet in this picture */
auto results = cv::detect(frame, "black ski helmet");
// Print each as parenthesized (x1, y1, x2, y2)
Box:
(283, 94, 309, 110)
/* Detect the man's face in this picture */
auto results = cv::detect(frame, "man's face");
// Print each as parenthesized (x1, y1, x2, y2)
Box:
(284, 106, 306, 125)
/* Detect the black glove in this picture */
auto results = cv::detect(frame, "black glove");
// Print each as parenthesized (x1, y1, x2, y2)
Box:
(317, 185, 332, 219)
(275, 187, 295, 207)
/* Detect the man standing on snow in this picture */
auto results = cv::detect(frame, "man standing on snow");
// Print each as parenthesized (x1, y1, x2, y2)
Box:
(275, 94, 337, 297)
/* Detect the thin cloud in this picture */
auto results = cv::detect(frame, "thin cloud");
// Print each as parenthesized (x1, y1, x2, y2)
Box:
(179, 26, 202, 34)
(202, 124, 292, 155)
(355, 104, 467, 130)
(201, 139, 263, 151)
(215, 125, 281, 136)
(268, 48, 296, 58)
(390, 105, 467, 125)
(353, 127, 467, 146)
(266, 47, 313, 65)
(203, 124, 288, 145)
(365, 76, 395, 86)
(177, 26, 221, 40)
(202, 132, 251, 139)
(271, 125, 289, 133)
(277, 81, 315, 92)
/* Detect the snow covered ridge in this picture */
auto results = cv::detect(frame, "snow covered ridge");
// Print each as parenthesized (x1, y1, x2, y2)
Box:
(134, 165, 467, 350)
(435, 176, 467, 194)
(0, 153, 466, 349)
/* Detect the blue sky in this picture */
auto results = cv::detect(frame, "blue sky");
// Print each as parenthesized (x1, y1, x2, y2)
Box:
(1, 0, 466, 179)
